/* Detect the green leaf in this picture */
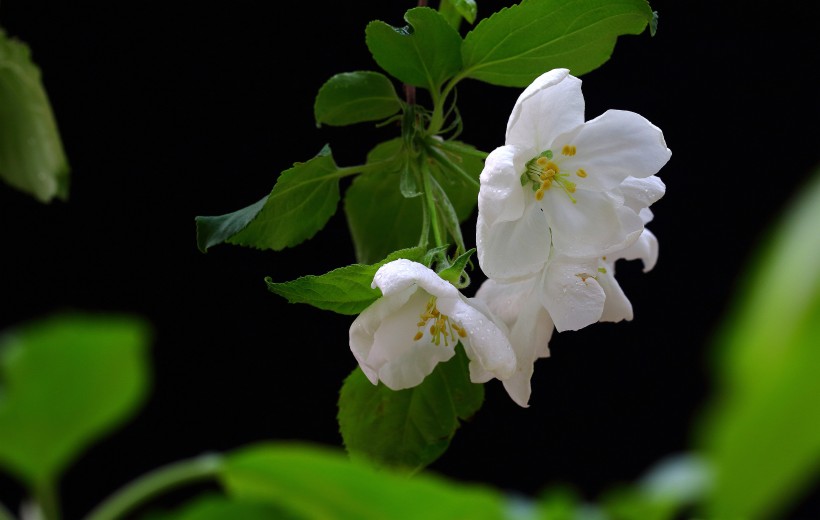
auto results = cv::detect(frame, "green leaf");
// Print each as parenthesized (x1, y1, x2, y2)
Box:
(365, 7, 462, 91)
(142, 495, 294, 520)
(196, 145, 341, 252)
(345, 139, 423, 264)
(0, 313, 150, 486)
(337, 344, 483, 471)
(428, 139, 483, 221)
(699, 166, 820, 519)
(314, 71, 402, 127)
(461, 0, 654, 87)
(265, 247, 425, 315)
(223, 442, 504, 520)
(438, 0, 478, 29)
(0, 29, 70, 203)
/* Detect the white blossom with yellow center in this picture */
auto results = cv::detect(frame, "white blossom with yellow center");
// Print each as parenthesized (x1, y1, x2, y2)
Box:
(349, 259, 516, 390)
(476, 68, 671, 282)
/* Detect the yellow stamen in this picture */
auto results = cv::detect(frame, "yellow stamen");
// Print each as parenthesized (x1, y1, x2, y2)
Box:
(535, 189, 545, 201)
(576, 168, 587, 178)
(562, 145, 576, 156)
(414, 331, 424, 341)
(536, 156, 549, 167)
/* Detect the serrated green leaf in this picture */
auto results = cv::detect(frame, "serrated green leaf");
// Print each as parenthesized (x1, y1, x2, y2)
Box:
(265, 247, 425, 315)
(699, 166, 820, 520)
(0, 29, 70, 203)
(366, 7, 462, 91)
(337, 345, 483, 471)
(196, 145, 341, 252)
(222, 442, 504, 520)
(461, 0, 654, 87)
(0, 313, 150, 486)
(314, 71, 402, 127)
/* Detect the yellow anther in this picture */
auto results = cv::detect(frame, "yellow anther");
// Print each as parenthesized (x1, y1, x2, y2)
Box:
(535, 189, 545, 201)
(565, 182, 576, 193)
(541, 179, 552, 190)
(562, 145, 576, 156)
(576, 168, 587, 178)
(536, 156, 549, 166)
(414, 331, 424, 341)
(417, 320, 426, 327)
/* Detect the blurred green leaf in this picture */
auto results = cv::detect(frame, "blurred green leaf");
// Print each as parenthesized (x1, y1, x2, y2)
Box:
(0, 313, 150, 487)
(699, 165, 820, 519)
(366, 8, 462, 91)
(223, 442, 505, 520)
(195, 145, 341, 252)
(0, 29, 70, 203)
(265, 247, 425, 315)
(141, 495, 295, 520)
(337, 344, 483, 471)
(461, 0, 654, 86)
(314, 71, 402, 127)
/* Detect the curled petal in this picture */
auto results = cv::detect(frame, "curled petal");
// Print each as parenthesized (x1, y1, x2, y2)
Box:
(597, 266, 634, 323)
(477, 145, 528, 227)
(477, 201, 550, 281)
(557, 110, 671, 191)
(541, 257, 606, 332)
(506, 68, 584, 150)
(373, 258, 457, 299)
(619, 228, 659, 272)
(619, 175, 666, 213)
(437, 295, 516, 382)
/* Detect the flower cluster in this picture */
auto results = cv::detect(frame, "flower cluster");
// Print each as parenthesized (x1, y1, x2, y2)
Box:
(349, 69, 670, 407)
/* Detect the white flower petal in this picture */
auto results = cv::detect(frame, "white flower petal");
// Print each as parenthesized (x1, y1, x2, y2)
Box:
(597, 264, 634, 323)
(541, 257, 606, 332)
(506, 69, 584, 150)
(373, 258, 457, 299)
(477, 200, 551, 280)
(556, 110, 671, 191)
(477, 145, 529, 227)
(350, 288, 455, 389)
(619, 228, 659, 272)
(544, 189, 644, 257)
(437, 295, 516, 381)
(619, 175, 666, 212)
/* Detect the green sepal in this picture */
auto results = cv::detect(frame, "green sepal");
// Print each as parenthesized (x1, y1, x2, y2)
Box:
(337, 344, 484, 471)
(196, 145, 341, 252)
(461, 0, 654, 86)
(0, 313, 150, 487)
(265, 247, 425, 315)
(365, 7, 462, 91)
(314, 71, 402, 127)
(438, 248, 475, 286)
(0, 29, 70, 203)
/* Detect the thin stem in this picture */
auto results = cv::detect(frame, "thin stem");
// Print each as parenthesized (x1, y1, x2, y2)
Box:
(435, 139, 489, 160)
(34, 482, 60, 520)
(421, 162, 444, 248)
(336, 157, 397, 178)
(82, 453, 222, 520)
(0, 500, 16, 520)
(426, 144, 479, 189)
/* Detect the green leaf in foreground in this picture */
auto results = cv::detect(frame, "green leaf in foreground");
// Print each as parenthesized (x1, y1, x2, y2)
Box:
(337, 345, 483, 471)
(196, 145, 341, 252)
(0, 29, 70, 203)
(223, 442, 505, 520)
(698, 166, 820, 519)
(314, 71, 402, 127)
(365, 7, 462, 91)
(265, 246, 425, 315)
(461, 0, 654, 87)
(0, 313, 150, 486)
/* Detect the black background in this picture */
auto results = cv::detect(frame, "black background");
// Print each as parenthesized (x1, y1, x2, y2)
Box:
(1, 1, 818, 518)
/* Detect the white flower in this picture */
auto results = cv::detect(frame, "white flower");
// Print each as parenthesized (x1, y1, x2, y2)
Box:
(474, 276, 553, 407)
(476, 68, 671, 281)
(349, 259, 516, 390)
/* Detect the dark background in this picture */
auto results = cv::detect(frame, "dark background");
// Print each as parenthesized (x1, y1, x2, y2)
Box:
(1, 1, 818, 518)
